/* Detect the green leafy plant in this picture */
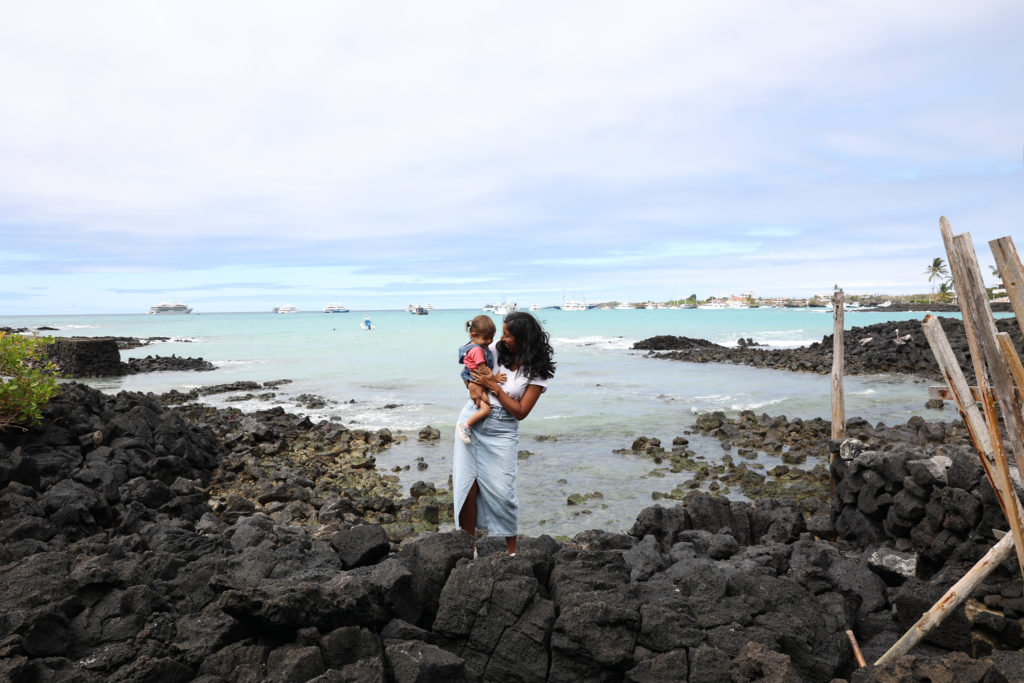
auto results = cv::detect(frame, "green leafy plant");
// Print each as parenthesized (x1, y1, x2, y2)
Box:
(0, 331, 61, 429)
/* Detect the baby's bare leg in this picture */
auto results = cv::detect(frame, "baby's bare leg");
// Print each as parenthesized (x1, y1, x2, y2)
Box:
(465, 383, 491, 427)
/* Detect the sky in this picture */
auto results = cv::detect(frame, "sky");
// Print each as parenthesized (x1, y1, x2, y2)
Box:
(1, 1, 1023, 314)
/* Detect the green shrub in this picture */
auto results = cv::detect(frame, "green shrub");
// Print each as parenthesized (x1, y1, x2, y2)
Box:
(0, 331, 61, 429)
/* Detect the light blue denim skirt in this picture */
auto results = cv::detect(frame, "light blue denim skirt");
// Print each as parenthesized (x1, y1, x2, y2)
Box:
(453, 400, 519, 537)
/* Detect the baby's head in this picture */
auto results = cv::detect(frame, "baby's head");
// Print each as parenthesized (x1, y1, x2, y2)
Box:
(465, 315, 496, 346)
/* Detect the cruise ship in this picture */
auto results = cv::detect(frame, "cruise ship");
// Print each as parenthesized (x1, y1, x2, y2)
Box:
(148, 302, 192, 315)
(323, 303, 349, 313)
(273, 305, 299, 314)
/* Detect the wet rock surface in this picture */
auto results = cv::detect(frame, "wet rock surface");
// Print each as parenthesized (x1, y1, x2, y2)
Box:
(2, 384, 1023, 681)
(635, 317, 1024, 381)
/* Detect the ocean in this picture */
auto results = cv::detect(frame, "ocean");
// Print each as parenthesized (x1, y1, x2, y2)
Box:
(2, 307, 955, 538)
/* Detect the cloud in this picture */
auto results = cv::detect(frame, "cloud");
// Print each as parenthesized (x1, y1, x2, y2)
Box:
(1, 2, 1023, 313)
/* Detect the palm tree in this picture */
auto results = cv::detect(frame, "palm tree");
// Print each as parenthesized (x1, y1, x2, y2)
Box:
(938, 281, 954, 303)
(924, 257, 950, 302)
(990, 264, 1002, 285)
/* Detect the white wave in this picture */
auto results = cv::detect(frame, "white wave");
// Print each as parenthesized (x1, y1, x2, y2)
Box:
(168, 336, 204, 343)
(57, 324, 98, 330)
(552, 335, 634, 350)
(542, 414, 570, 420)
(716, 329, 818, 349)
(211, 359, 263, 368)
(748, 339, 820, 349)
(851, 388, 877, 395)
(730, 397, 785, 410)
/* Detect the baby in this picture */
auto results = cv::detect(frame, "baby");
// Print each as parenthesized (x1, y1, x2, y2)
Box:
(456, 315, 496, 445)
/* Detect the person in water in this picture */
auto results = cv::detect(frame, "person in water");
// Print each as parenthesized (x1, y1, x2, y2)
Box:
(456, 315, 497, 445)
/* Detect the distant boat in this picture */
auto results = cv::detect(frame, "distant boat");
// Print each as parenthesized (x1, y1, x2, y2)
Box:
(494, 301, 518, 316)
(426, 304, 433, 311)
(361, 318, 374, 330)
(614, 302, 634, 310)
(560, 300, 588, 311)
(148, 302, 192, 315)
(409, 306, 428, 315)
(697, 300, 728, 310)
(323, 303, 349, 313)
(530, 304, 540, 311)
(273, 305, 299, 314)
(483, 303, 498, 313)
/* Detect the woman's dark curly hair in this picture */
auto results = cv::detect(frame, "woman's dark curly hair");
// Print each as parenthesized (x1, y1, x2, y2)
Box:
(497, 312, 556, 381)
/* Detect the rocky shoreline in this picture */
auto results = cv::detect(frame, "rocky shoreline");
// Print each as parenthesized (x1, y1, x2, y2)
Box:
(635, 316, 1024, 382)
(2, 383, 1024, 680)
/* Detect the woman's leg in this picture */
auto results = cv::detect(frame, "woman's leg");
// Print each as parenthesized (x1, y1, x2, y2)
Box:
(460, 480, 479, 536)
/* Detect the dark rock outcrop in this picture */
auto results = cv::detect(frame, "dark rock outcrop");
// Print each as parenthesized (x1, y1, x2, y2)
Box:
(635, 317, 1024, 381)
(2, 384, 1022, 681)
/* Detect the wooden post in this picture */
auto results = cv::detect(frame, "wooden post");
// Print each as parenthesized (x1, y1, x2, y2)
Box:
(876, 222, 1024, 666)
(846, 630, 866, 668)
(990, 236, 1024, 337)
(951, 232, 1024, 492)
(922, 316, 1004, 495)
(998, 333, 1024, 394)
(922, 315, 1024, 581)
(941, 217, 994, 415)
(874, 532, 1015, 666)
(831, 289, 845, 442)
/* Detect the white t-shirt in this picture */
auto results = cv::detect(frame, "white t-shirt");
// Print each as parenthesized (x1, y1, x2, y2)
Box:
(485, 340, 549, 408)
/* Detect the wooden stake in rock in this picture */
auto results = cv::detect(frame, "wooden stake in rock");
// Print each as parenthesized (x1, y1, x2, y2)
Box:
(846, 630, 866, 668)
(875, 532, 1015, 665)
(831, 288, 845, 442)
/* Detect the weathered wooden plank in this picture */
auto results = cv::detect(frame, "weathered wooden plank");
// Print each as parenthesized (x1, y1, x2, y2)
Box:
(942, 217, 993, 409)
(831, 289, 845, 442)
(998, 332, 1024, 399)
(990, 236, 1024, 338)
(922, 316, 1000, 490)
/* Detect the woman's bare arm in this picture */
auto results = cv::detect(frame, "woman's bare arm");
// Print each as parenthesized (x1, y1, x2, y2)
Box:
(472, 367, 543, 420)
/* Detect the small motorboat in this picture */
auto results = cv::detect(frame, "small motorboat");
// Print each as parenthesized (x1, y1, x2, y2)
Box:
(361, 318, 374, 330)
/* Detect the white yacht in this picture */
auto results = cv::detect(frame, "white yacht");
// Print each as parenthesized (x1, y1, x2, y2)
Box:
(494, 301, 518, 316)
(529, 304, 540, 311)
(323, 303, 349, 313)
(482, 303, 498, 313)
(148, 302, 192, 315)
(697, 300, 728, 310)
(273, 305, 299, 314)
(614, 302, 634, 310)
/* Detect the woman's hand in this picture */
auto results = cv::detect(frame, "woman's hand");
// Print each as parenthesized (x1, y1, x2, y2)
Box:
(470, 365, 501, 393)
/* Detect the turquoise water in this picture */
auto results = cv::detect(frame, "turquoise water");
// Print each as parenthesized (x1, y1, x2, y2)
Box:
(2, 307, 956, 537)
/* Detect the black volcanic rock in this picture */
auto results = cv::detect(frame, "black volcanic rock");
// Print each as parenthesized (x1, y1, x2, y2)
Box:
(2, 382, 1023, 680)
(636, 316, 1024, 381)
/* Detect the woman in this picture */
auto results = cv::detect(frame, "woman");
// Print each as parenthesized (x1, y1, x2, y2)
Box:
(453, 311, 556, 556)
